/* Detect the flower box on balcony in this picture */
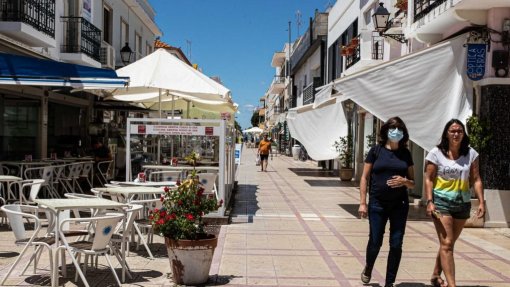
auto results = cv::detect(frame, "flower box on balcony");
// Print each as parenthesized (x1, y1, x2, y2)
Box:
(395, 0, 408, 12)
(341, 46, 349, 56)
(350, 38, 359, 46)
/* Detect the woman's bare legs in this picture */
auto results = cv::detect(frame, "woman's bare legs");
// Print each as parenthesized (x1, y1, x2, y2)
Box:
(433, 216, 467, 287)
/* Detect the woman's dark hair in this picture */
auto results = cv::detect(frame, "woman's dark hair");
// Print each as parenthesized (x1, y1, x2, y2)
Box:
(378, 116, 409, 149)
(437, 119, 470, 157)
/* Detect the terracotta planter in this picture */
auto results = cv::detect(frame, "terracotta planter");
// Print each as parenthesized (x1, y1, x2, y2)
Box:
(165, 235, 218, 285)
(339, 168, 353, 181)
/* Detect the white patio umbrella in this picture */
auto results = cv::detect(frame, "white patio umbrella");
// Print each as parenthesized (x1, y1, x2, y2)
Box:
(242, 127, 264, 134)
(111, 48, 231, 114)
(110, 48, 232, 163)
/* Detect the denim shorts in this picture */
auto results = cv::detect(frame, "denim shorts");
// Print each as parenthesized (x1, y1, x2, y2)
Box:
(434, 196, 471, 219)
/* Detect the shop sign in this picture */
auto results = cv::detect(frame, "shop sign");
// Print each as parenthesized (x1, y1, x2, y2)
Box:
(466, 43, 486, 81)
(234, 143, 242, 164)
(220, 112, 231, 121)
(130, 124, 219, 136)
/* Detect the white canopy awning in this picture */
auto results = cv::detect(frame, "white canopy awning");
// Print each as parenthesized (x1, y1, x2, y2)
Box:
(320, 34, 472, 152)
(287, 98, 348, 160)
(111, 48, 231, 102)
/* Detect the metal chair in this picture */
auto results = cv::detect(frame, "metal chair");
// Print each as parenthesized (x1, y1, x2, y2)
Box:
(56, 213, 125, 287)
(130, 197, 162, 259)
(109, 204, 143, 281)
(0, 204, 55, 285)
(24, 166, 58, 198)
(96, 160, 113, 187)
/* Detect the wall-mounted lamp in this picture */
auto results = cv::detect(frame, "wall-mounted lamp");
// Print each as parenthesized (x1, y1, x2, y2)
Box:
(372, 3, 407, 44)
(120, 42, 133, 65)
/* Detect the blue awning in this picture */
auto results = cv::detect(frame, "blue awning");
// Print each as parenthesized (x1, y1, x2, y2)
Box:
(0, 52, 128, 88)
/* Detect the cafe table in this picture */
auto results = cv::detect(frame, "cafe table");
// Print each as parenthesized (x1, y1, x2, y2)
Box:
(0, 175, 23, 202)
(142, 165, 219, 172)
(34, 197, 128, 286)
(109, 180, 176, 187)
(93, 186, 167, 202)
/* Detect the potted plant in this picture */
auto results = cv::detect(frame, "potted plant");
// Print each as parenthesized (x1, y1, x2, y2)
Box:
(333, 134, 354, 181)
(341, 46, 348, 56)
(350, 37, 359, 46)
(150, 151, 223, 285)
(465, 115, 491, 227)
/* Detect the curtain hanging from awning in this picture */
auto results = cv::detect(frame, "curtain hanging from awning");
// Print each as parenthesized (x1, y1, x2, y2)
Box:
(0, 52, 128, 88)
(287, 99, 348, 160)
(328, 35, 472, 152)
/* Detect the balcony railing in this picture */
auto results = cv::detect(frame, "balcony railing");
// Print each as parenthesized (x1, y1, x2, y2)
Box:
(61, 16, 101, 61)
(414, 0, 448, 22)
(302, 77, 322, 105)
(372, 33, 384, 60)
(0, 0, 55, 37)
(345, 42, 361, 69)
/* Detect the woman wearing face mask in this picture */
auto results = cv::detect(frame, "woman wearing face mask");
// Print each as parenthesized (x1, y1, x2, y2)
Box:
(359, 116, 415, 287)
(425, 119, 485, 287)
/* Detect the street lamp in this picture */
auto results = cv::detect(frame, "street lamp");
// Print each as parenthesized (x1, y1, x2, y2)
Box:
(372, 3, 407, 44)
(120, 42, 133, 65)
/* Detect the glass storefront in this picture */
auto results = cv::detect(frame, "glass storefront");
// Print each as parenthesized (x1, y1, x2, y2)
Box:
(0, 96, 41, 160)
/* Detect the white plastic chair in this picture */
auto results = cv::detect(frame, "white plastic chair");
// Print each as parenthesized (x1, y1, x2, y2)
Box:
(0, 204, 55, 285)
(109, 204, 143, 281)
(96, 160, 113, 187)
(0, 196, 6, 226)
(56, 213, 125, 287)
(197, 173, 219, 199)
(79, 162, 94, 190)
(148, 171, 181, 182)
(24, 166, 58, 198)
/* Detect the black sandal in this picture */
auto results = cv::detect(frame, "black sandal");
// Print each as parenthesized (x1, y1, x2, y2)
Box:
(430, 277, 445, 287)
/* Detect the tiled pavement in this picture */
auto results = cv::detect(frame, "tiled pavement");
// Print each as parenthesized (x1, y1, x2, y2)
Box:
(1, 146, 509, 286)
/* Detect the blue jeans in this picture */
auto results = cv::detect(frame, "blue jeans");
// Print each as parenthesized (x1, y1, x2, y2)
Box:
(366, 198, 409, 285)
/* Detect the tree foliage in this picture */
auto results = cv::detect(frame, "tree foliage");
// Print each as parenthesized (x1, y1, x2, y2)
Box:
(251, 111, 260, 127)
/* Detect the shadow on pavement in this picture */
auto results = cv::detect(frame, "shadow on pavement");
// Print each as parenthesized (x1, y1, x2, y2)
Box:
(229, 184, 259, 223)
(288, 167, 337, 177)
(338, 204, 432, 221)
(206, 274, 243, 286)
(305, 179, 357, 187)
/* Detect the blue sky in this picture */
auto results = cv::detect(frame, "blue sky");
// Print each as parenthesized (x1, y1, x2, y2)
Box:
(149, 0, 334, 129)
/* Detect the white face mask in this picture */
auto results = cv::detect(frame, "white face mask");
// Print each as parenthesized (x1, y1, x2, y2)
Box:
(388, 128, 404, 142)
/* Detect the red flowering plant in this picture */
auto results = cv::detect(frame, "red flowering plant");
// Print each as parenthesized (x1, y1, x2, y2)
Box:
(149, 151, 223, 240)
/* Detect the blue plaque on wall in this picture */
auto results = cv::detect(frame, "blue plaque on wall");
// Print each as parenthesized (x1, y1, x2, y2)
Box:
(466, 43, 486, 81)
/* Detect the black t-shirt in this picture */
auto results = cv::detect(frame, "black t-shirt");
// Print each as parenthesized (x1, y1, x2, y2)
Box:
(365, 145, 413, 203)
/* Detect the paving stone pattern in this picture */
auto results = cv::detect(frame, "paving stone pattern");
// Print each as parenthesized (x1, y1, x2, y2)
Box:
(1, 145, 509, 286)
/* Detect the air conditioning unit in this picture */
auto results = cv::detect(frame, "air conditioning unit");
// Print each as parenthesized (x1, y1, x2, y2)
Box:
(100, 43, 115, 69)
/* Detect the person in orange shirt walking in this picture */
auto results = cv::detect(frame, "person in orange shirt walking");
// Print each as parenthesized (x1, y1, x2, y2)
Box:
(258, 133, 272, 172)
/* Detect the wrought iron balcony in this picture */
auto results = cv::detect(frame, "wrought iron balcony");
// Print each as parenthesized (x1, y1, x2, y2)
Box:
(302, 77, 322, 105)
(414, 0, 447, 22)
(372, 33, 384, 60)
(0, 0, 55, 37)
(345, 42, 361, 70)
(61, 16, 101, 61)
